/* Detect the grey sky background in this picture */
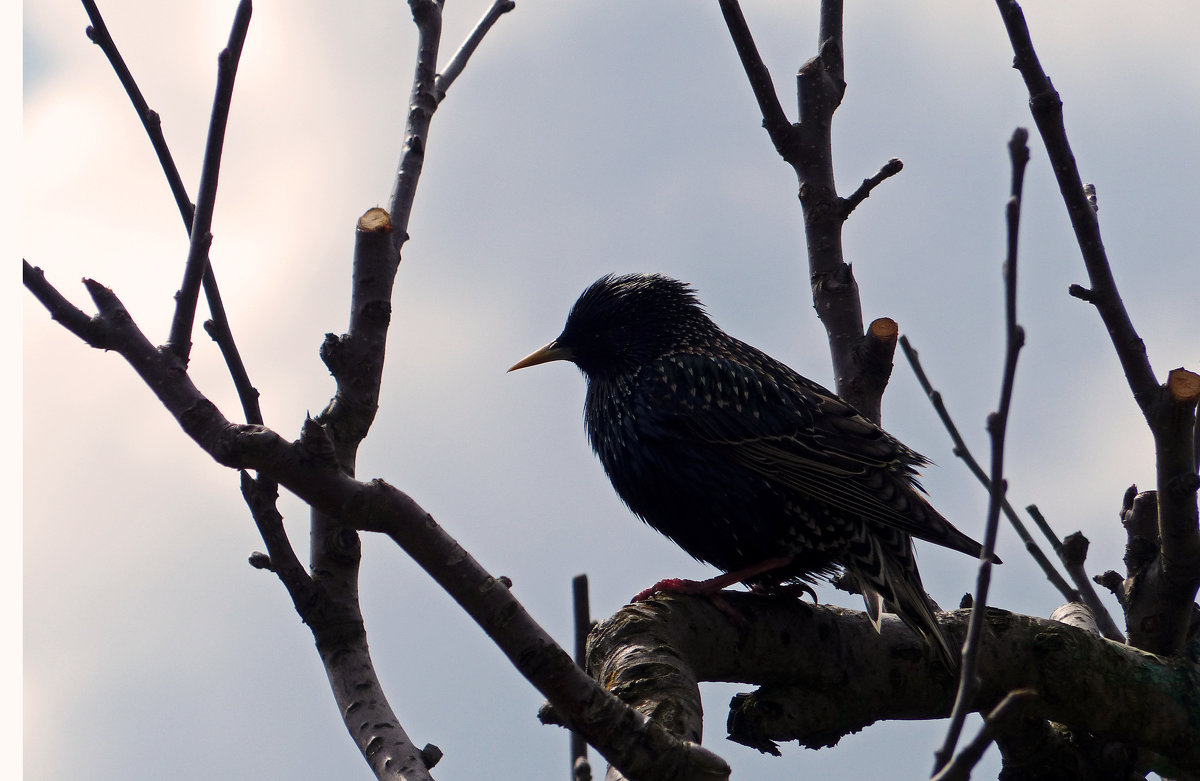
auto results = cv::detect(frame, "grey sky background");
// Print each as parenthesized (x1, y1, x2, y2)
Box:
(22, 1, 1200, 779)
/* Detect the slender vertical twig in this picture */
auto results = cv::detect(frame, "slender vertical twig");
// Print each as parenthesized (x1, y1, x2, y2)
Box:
(166, 0, 252, 364)
(571, 574, 592, 781)
(387, 0, 442, 252)
(934, 128, 1029, 774)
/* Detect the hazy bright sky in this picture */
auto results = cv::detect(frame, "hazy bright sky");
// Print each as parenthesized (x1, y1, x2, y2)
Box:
(21, 1, 1200, 779)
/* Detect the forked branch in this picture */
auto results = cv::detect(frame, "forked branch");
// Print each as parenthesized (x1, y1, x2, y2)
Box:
(83, 0, 262, 424)
(715, 0, 900, 422)
(995, 0, 1199, 656)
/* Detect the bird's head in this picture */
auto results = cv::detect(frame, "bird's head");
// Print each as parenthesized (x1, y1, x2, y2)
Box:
(508, 273, 713, 379)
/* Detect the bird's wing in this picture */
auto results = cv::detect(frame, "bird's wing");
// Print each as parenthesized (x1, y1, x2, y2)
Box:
(642, 351, 981, 554)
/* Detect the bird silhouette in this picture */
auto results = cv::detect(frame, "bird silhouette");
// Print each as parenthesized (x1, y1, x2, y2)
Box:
(510, 273, 992, 668)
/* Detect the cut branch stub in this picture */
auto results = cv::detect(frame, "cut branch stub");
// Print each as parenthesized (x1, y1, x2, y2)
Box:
(1167, 368, 1200, 405)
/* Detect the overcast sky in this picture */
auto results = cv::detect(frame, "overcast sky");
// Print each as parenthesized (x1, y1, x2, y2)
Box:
(21, 1, 1200, 779)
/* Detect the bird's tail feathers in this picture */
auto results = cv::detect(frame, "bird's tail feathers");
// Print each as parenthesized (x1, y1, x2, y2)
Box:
(851, 531, 960, 671)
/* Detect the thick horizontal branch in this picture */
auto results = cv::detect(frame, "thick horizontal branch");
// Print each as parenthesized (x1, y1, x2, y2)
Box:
(588, 593, 1200, 772)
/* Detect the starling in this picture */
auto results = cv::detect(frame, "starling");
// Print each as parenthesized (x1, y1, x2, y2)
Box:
(510, 273, 991, 668)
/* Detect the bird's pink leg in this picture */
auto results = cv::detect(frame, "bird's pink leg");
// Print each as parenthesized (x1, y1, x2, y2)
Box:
(631, 554, 795, 602)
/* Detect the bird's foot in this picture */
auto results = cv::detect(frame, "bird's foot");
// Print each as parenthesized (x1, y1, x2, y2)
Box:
(750, 580, 819, 603)
(632, 577, 726, 602)
(632, 578, 748, 625)
(632, 555, 796, 603)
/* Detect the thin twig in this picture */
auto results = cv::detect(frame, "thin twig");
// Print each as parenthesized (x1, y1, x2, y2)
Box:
(240, 473, 316, 609)
(82, 0, 193, 220)
(934, 128, 1029, 774)
(931, 690, 1040, 781)
(202, 309, 263, 424)
(1023, 503, 1061, 550)
(715, 0, 794, 160)
(571, 574, 592, 781)
(433, 0, 515, 103)
(993, 0, 1156, 401)
(82, 0, 262, 424)
(841, 158, 903, 218)
(901, 337, 1078, 603)
(166, 0, 253, 364)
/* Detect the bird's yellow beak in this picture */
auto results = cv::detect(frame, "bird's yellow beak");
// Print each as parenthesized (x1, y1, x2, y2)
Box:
(508, 341, 573, 372)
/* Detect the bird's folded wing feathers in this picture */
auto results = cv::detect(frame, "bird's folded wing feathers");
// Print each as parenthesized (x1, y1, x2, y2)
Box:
(643, 353, 980, 552)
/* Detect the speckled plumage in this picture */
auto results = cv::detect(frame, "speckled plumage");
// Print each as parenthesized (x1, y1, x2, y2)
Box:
(511, 273, 989, 668)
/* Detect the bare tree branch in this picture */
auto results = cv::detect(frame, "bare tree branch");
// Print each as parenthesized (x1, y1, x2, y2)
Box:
(585, 593, 1199, 773)
(388, 0, 442, 252)
(434, 0, 515, 103)
(715, 0, 902, 422)
(931, 690, 1040, 781)
(82, 0, 263, 424)
(23, 261, 109, 347)
(23, 266, 726, 781)
(166, 0, 253, 364)
(995, 0, 1200, 656)
(935, 127, 1029, 773)
(993, 0, 1155, 400)
(840, 158, 903, 218)
(240, 469, 432, 781)
(291, 2, 507, 769)
(1056, 528, 1126, 642)
(81, 0, 193, 224)
(67, 4, 521, 777)
(714, 0, 794, 162)
(570, 574, 592, 780)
